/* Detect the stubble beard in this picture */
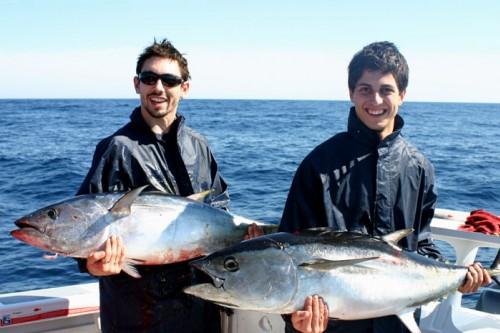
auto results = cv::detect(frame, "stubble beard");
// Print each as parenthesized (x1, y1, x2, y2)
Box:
(146, 107, 171, 119)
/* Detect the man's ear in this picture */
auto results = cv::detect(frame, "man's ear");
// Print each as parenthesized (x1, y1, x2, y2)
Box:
(399, 88, 407, 105)
(180, 81, 190, 99)
(133, 76, 140, 94)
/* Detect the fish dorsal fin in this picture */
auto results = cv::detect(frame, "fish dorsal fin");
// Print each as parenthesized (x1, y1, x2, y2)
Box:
(381, 228, 413, 245)
(299, 256, 379, 271)
(397, 309, 421, 333)
(110, 185, 149, 216)
(187, 190, 212, 202)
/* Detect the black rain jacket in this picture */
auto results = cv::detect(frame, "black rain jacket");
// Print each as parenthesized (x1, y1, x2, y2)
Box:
(77, 107, 227, 333)
(280, 107, 441, 333)
(77, 107, 228, 207)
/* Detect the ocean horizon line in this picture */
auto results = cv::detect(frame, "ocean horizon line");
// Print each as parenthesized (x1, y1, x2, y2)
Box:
(0, 98, 499, 105)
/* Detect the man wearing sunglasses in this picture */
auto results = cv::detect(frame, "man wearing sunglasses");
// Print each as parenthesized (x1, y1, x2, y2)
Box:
(76, 38, 230, 332)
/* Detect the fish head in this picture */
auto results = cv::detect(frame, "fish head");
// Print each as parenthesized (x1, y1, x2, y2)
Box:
(11, 195, 109, 256)
(185, 233, 298, 313)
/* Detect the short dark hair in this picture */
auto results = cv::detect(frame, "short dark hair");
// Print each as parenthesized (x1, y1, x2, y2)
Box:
(348, 41, 409, 92)
(136, 38, 191, 81)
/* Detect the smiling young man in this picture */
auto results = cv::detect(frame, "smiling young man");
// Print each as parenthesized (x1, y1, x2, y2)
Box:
(76, 38, 229, 333)
(349, 71, 405, 140)
(279, 41, 491, 333)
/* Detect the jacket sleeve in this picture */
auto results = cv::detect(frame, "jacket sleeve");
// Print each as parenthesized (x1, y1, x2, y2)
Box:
(75, 139, 130, 274)
(77, 138, 135, 195)
(206, 150, 230, 210)
(280, 158, 326, 232)
(415, 161, 444, 260)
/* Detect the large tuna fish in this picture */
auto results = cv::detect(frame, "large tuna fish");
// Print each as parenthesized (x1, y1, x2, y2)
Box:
(10, 186, 278, 278)
(184, 229, 500, 333)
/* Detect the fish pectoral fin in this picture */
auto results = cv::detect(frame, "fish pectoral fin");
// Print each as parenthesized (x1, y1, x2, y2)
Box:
(397, 309, 421, 333)
(187, 190, 213, 202)
(127, 258, 146, 265)
(214, 301, 240, 309)
(298, 227, 337, 237)
(110, 185, 149, 216)
(43, 253, 58, 260)
(121, 263, 141, 278)
(299, 256, 379, 271)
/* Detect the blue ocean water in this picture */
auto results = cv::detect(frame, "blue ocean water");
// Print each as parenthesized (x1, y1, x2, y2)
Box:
(0, 99, 499, 308)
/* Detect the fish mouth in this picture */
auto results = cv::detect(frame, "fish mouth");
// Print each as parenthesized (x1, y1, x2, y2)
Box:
(190, 260, 226, 290)
(10, 220, 65, 255)
(10, 219, 46, 244)
(13, 219, 43, 233)
(187, 258, 249, 310)
(212, 276, 225, 289)
(183, 283, 239, 309)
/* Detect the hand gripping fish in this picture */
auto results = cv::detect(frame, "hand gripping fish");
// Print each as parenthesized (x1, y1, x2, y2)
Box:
(10, 186, 278, 278)
(184, 229, 500, 333)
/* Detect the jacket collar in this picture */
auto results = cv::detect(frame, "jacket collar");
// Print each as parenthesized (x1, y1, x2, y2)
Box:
(347, 106, 404, 149)
(130, 107, 185, 140)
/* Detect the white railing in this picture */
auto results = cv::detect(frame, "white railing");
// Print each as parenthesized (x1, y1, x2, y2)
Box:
(420, 209, 500, 333)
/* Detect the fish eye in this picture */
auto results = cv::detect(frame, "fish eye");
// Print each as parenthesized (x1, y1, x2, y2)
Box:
(223, 256, 239, 272)
(45, 208, 58, 220)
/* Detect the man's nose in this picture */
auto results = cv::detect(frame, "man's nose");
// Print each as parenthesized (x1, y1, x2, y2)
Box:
(372, 92, 383, 104)
(152, 78, 166, 92)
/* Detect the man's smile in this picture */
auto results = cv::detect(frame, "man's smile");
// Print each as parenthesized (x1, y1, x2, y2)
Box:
(365, 107, 386, 116)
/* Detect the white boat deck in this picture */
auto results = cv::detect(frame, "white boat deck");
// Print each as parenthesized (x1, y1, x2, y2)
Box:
(1, 209, 499, 332)
(0, 283, 99, 332)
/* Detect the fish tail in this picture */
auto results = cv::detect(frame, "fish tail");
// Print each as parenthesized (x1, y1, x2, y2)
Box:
(263, 224, 279, 235)
(490, 249, 500, 286)
(491, 249, 500, 270)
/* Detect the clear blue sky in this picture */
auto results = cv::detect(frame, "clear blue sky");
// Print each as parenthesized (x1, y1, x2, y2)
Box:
(1, 0, 499, 102)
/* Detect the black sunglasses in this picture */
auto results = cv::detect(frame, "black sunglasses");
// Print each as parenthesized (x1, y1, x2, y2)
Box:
(138, 71, 184, 88)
